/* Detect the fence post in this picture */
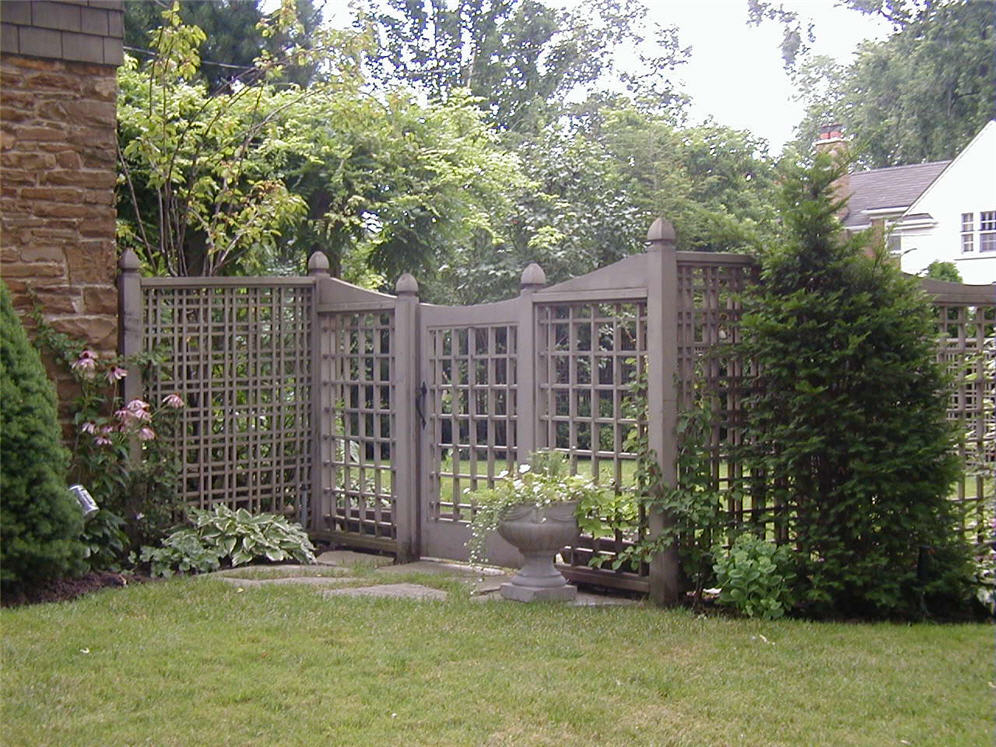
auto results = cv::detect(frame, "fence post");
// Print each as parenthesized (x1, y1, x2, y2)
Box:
(645, 218, 681, 606)
(518, 263, 546, 460)
(117, 249, 143, 407)
(308, 252, 331, 533)
(394, 273, 421, 562)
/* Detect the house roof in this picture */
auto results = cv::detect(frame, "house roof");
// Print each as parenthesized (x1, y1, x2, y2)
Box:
(843, 160, 951, 229)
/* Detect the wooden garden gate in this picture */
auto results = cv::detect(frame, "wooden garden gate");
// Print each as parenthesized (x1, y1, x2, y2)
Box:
(303, 228, 678, 593)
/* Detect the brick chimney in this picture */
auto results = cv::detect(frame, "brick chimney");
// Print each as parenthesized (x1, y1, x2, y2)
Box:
(814, 123, 851, 221)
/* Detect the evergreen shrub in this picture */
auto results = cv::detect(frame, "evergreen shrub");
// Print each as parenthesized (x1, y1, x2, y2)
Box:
(0, 284, 84, 591)
(742, 154, 973, 619)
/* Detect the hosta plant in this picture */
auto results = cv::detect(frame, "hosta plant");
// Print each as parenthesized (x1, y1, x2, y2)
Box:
(713, 533, 795, 620)
(140, 506, 316, 577)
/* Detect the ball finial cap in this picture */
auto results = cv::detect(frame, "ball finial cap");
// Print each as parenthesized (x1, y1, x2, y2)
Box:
(307, 252, 330, 276)
(646, 218, 676, 248)
(520, 262, 546, 289)
(395, 273, 419, 296)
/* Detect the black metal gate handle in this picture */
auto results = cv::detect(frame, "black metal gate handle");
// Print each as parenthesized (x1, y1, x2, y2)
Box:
(416, 382, 427, 429)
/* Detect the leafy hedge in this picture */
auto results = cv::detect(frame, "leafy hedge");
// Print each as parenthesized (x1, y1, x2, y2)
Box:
(741, 154, 973, 619)
(0, 284, 83, 591)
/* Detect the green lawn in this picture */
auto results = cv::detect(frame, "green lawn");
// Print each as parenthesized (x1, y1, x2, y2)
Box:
(2, 577, 992, 746)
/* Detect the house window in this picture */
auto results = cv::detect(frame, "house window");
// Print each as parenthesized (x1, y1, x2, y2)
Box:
(980, 211, 996, 253)
(961, 213, 974, 252)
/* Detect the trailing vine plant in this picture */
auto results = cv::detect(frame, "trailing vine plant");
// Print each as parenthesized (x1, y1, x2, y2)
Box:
(594, 359, 725, 603)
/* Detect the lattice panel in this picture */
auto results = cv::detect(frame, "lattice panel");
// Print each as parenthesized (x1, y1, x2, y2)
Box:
(427, 325, 518, 522)
(143, 284, 312, 517)
(320, 311, 396, 541)
(675, 260, 757, 537)
(536, 301, 647, 573)
(933, 302, 995, 548)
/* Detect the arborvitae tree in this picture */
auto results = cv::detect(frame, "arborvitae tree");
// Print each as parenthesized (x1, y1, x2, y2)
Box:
(0, 284, 83, 592)
(741, 153, 973, 619)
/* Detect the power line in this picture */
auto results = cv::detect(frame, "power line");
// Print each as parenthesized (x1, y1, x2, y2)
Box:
(123, 45, 257, 72)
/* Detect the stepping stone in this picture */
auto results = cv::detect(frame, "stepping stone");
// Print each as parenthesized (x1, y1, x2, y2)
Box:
(321, 583, 448, 601)
(375, 559, 506, 577)
(214, 565, 351, 579)
(213, 575, 356, 588)
(316, 551, 394, 569)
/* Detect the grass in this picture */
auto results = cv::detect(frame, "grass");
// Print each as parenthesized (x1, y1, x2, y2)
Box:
(2, 578, 992, 746)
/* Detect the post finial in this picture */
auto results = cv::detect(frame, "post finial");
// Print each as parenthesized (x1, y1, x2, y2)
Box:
(395, 273, 419, 296)
(520, 262, 546, 293)
(646, 218, 676, 251)
(307, 252, 330, 276)
(118, 248, 141, 272)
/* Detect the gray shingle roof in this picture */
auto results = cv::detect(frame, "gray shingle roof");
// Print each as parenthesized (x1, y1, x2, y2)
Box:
(843, 160, 951, 228)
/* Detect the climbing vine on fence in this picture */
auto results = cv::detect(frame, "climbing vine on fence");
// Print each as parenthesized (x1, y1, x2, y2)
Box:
(591, 361, 724, 602)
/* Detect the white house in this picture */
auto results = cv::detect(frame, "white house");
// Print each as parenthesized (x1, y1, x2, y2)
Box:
(822, 120, 996, 285)
(892, 120, 996, 284)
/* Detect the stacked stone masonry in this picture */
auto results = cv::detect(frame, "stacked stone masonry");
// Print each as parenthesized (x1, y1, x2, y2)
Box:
(1, 1, 123, 404)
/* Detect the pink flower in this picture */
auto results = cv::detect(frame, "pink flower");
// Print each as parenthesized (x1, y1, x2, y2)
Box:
(115, 408, 132, 424)
(106, 366, 128, 383)
(162, 393, 184, 409)
(70, 350, 97, 379)
(125, 399, 152, 421)
(80, 422, 97, 434)
(137, 427, 156, 441)
(94, 434, 113, 446)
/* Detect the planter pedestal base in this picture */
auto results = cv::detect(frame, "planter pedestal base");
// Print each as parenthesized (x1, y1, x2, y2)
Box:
(500, 581, 576, 602)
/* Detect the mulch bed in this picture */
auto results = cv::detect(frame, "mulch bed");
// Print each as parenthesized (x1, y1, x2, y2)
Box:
(2, 571, 155, 608)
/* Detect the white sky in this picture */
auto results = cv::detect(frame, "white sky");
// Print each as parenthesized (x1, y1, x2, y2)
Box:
(636, 0, 892, 152)
(320, 0, 893, 152)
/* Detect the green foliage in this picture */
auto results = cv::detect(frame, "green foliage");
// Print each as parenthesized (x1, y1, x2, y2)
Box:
(117, 5, 525, 288)
(789, 1, 993, 167)
(356, 0, 686, 133)
(140, 506, 317, 577)
(923, 260, 962, 283)
(741, 153, 974, 619)
(80, 510, 130, 573)
(445, 106, 778, 303)
(0, 284, 84, 591)
(124, 0, 324, 90)
(713, 534, 795, 620)
(464, 451, 613, 566)
(116, 6, 312, 275)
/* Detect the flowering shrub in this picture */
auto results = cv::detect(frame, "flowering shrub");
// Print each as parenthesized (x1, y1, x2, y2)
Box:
(30, 309, 184, 559)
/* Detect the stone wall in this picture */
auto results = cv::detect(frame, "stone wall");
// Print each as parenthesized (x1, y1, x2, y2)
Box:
(1, 1, 124, 400)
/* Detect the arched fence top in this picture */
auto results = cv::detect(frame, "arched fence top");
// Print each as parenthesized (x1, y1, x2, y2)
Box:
(918, 276, 995, 304)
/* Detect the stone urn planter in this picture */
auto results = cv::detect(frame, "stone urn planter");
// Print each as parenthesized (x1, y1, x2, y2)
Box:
(465, 452, 613, 603)
(497, 500, 579, 602)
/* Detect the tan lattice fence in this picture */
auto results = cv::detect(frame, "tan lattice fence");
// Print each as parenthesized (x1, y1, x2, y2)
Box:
(126, 277, 314, 520)
(922, 279, 995, 551)
(120, 224, 995, 601)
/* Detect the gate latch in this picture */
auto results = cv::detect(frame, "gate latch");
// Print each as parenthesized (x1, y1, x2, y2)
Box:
(416, 382, 427, 429)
